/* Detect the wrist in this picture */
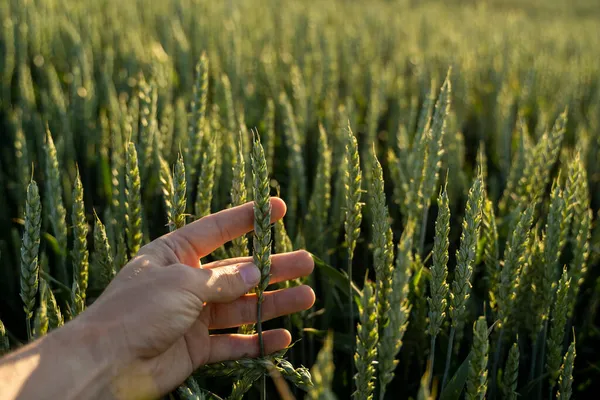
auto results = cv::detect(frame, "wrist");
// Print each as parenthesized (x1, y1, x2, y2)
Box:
(0, 319, 122, 400)
(23, 318, 123, 400)
(49, 319, 122, 399)
(52, 316, 164, 400)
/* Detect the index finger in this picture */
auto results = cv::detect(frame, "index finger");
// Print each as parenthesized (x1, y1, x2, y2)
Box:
(148, 198, 286, 266)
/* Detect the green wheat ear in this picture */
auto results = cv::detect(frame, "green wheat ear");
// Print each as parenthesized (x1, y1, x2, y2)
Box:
(449, 175, 483, 330)
(547, 266, 571, 388)
(158, 154, 174, 221)
(0, 319, 9, 355)
(502, 341, 519, 400)
(125, 142, 143, 258)
(306, 123, 332, 257)
(263, 98, 276, 173)
(370, 147, 399, 399)
(354, 277, 378, 400)
(497, 205, 534, 327)
(230, 133, 249, 258)
(93, 211, 115, 287)
(482, 197, 499, 306)
(171, 153, 187, 231)
(345, 123, 363, 259)
(466, 316, 489, 400)
(308, 331, 335, 400)
(20, 179, 42, 341)
(44, 126, 68, 284)
(72, 167, 89, 303)
(194, 136, 217, 219)
(251, 130, 272, 358)
(556, 336, 576, 400)
(428, 181, 450, 338)
(33, 292, 49, 339)
(42, 277, 64, 330)
(379, 221, 414, 396)
(187, 52, 209, 187)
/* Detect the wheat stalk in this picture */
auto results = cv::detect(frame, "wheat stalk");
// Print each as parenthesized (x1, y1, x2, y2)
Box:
(379, 222, 414, 397)
(43, 126, 68, 284)
(195, 137, 217, 219)
(345, 122, 363, 354)
(0, 319, 9, 355)
(187, 52, 209, 187)
(443, 175, 483, 387)
(171, 153, 187, 232)
(565, 156, 591, 315)
(353, 277, 378, 400)
(20, 179, 42, 341)
(497, 205, 534, 327)
(465, 317, 489, 400)
(42, 277, 64, 329)
(482, 198, 499, 311)
(370, 147, 395, 399)
(125, 142, 143, 258)
(502, 342, 519, 400)
(306, 123, 332, 257)
(93, 211, 115, 287)
(547, 267, 571, 389)
(280, 91, 307, 236)
(72, 167, 89, 303)
(263, 99, 275, 173)
(33, 292, 49, 339)
(251, 130, 272, 399)
(427, 181, 450, 387)
(540, 178, 568, 322)
(308, 331, 335, 400)
(230, 133, 249, 258)
(137, 77, 157, 180)
(418, 72, 451, 251)
(556, 337, 576, 400)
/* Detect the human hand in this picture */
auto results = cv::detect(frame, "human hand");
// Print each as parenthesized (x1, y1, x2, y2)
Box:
(0, 198, 315, 400)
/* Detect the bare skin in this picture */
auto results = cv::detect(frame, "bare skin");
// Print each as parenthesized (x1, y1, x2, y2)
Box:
(0, 198, 316, 400)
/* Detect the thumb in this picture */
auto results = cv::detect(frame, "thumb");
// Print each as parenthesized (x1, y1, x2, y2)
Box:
(171, 262, 261, 304)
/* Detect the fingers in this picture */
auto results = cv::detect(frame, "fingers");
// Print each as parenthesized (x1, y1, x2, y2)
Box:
(171, 262, 261, 304)
(151, 198, 286, 266)
(205, 329, 292, 366)
(206, 285, 315, 329)
(202, 250, 314, 285)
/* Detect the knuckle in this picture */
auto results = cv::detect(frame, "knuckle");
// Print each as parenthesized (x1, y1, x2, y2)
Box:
(168, 264, 208, 300)
(212, 216, 232, 245)
(240, 298, 256, 324)
(219, 267, 242, 291)
(140, 237, 180, 265)
(263, 294, 277, 321)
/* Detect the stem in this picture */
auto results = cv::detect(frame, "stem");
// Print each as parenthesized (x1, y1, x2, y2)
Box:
(490, 327, 505, 399)
(40, 270, 72, 294)
(529, 336, 538, 382)
(260, 376, 266, 400)
(379, 380, 386, 400)
(441, 327, 455, 389)
(538, 320, 549, 400)
(257, 297, 265, 356)
(427, 335, 437, 391)
(257, 295, 266, 400)
(548, 384, 553, 400)
(419, 205, 429, 256)
(348, 255, 355, 383)
(25, 317, 32, 341)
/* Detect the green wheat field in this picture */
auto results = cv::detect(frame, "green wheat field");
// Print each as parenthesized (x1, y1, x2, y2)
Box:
(1, 0, 599, 399)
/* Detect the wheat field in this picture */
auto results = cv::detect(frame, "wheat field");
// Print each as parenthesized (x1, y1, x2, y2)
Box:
(0, 0, 599, 399)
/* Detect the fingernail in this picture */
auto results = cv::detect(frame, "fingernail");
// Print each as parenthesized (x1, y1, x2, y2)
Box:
(239, 263, 260, 286)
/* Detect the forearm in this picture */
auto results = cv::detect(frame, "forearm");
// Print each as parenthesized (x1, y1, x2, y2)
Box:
(0, 320, 119, 400)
